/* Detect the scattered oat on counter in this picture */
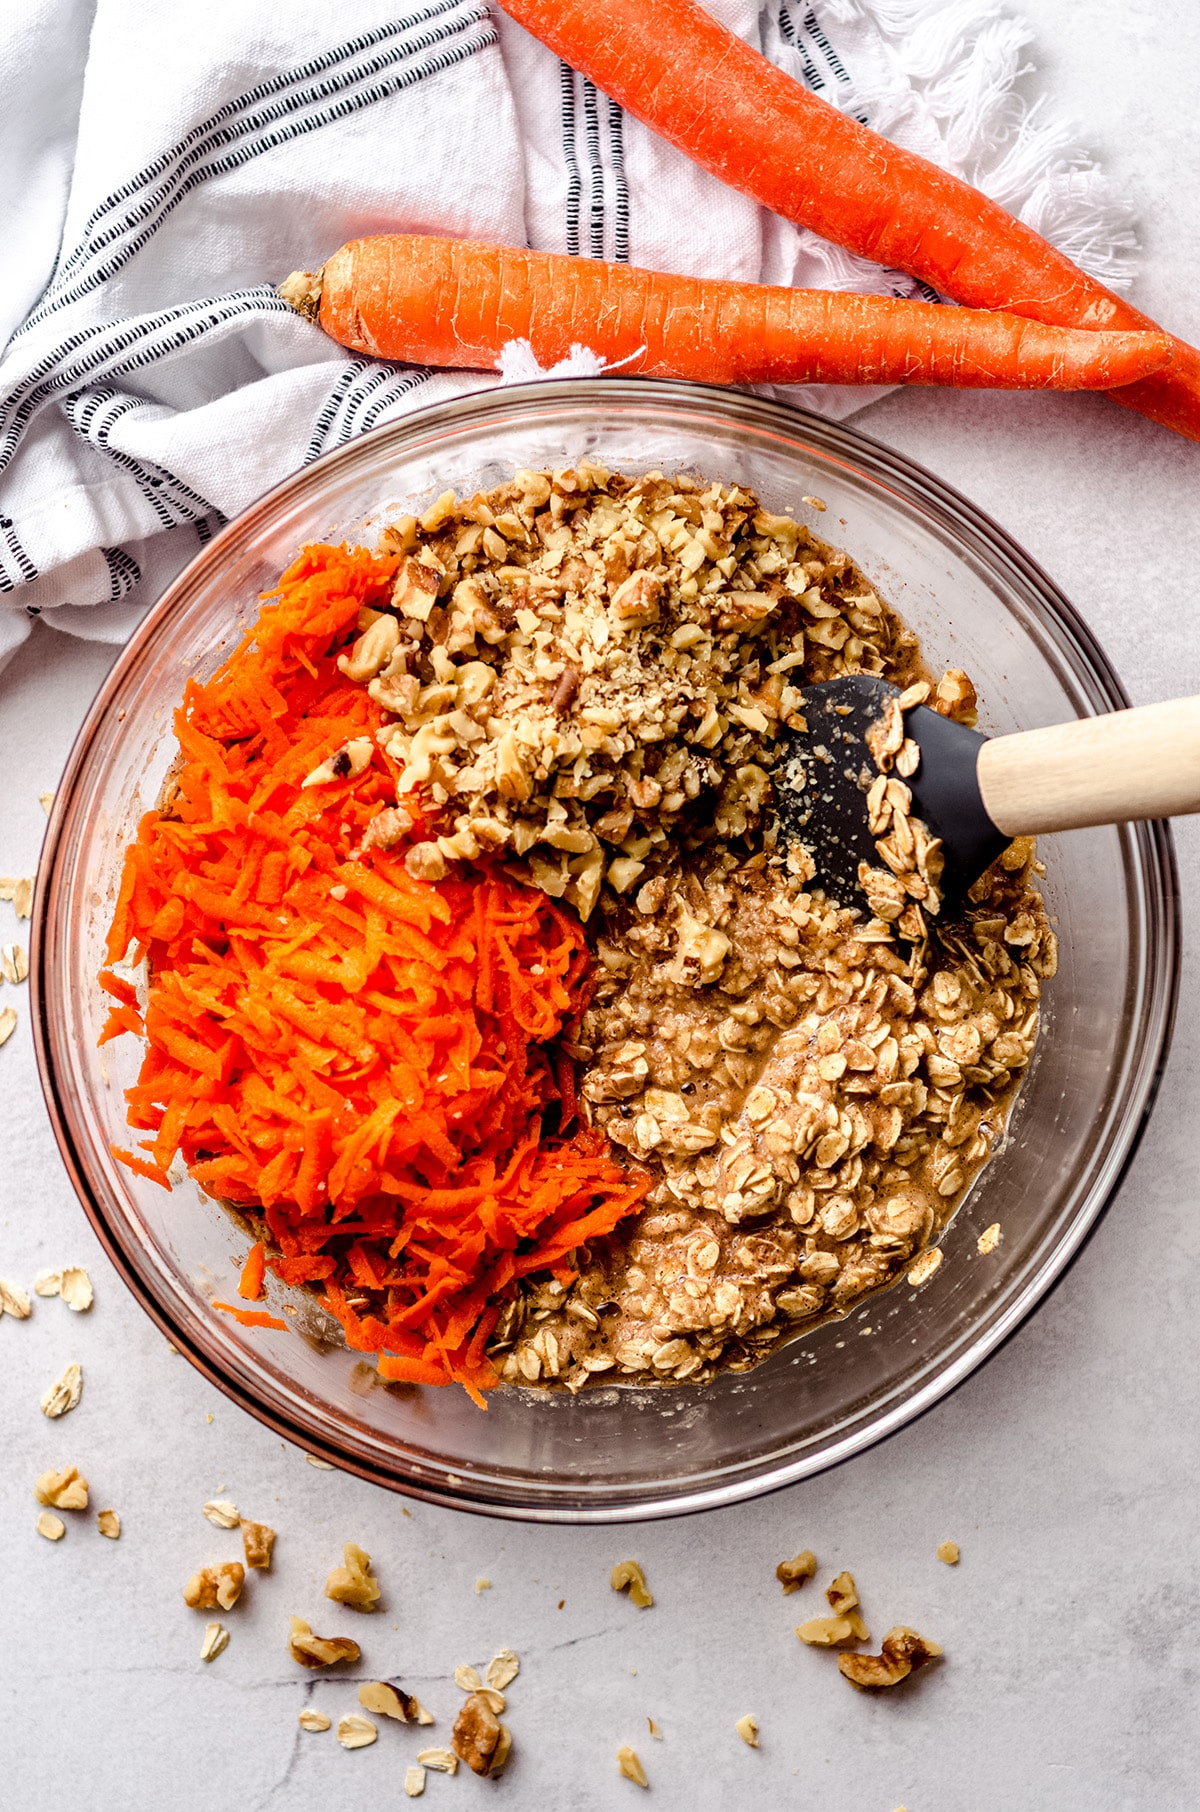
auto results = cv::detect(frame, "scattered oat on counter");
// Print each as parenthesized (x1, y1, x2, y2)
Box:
(474, 1576, 492, 1593)
(325, 1541, 381, 1610)
(907, 1249, 943, 1288)
(35, 1466, 88, 1509)
(97, 1509, 121, 1539)
(617, 1745, 649, 1788)
(200, 1622, 229, 1662)
(299, 1708, 332, 1733)
(485, 1648, 520, 1690)
(937, 1541, 960, 1566)
(337, 1713, 378, 1750)
(59, 1266, 93, 1312)
(1, 942, 28, 984)
(776, 1550, 816, 1593)
(202, 1497, 240, 1528)
(837, 1626, 942, 1690)
(241, 1518, 276, 1569)
(183, 1562, 244, 1610)
(39, 791, 55, 816)
(454, 1663, 483, 1692)
(10, 878, 33, 919)
(0, 1006, 17, 1047)
(647, 1718, 663, 1741)
(34, 1270, 62, 1297)
(305, 1454, 336, 1470)
(977, 1222, 1002, 1255)
(36, 1511, 66, 1541)
(735, 1714, 759, 1748)
(0, 1276, 32, 1318)
(416, 1749, 458, 1775)
(611, 1559, 654, 1607)
(40, 1360, 83, 1417)
(404, 1765, 427, 1797)
(288, 1616, 361, 1668)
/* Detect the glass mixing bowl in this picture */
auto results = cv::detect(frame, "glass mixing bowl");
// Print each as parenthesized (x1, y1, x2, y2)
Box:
(32, 380, 1178, 1522)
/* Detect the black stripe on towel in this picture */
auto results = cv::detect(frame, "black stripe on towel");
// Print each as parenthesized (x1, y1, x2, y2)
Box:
(560, 61, 583, 257)
(607, 97, 630, 264)
(102, 545, 142, 601)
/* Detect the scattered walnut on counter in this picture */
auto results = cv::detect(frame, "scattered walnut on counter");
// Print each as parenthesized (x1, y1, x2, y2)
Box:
(776, 1550, 817, 1593)
(324, 1541, 381, 1610)
(611, 1559, 654, 1608)
(735, 1714, 760, 1748)
(287, 1615, 361, 1668)
(183, 1562, 244, 1611)
(34, 1466, 88, 1510)
(240, 1518, 276, 1570)
(452, 1693, 509, 1776)
(837, 1626, 943, 1691)
(795, 1616, 860, 1648)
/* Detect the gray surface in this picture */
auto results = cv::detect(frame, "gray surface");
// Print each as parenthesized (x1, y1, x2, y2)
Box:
(3, 4, 1200, 1807)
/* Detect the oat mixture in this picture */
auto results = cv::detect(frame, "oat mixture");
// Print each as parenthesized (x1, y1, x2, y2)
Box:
(323, 464, 1055, 1390)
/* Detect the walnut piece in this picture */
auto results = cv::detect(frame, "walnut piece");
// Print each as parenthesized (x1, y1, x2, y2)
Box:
(611, 1559, 654, 1608)
(240, 1518, 276, 1570)
(452, 1692, 506, 1776)
(34, 1466, 88, 1510)
(776, 1550, 816, 1594)
(795, 1616, 859, 1647)
(617, 1745, 649, 1788)
(358, 1681, 411, 1722)
(287, 1615, 361, 1669)
(735, 1714, 759, 1748)
(324, 1541, 381, 1611)
(183, 1562, 245, 1610)
(837, 1625, 943, 1691)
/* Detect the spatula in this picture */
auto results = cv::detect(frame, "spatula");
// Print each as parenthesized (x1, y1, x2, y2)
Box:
(775, 675, 1200, 914)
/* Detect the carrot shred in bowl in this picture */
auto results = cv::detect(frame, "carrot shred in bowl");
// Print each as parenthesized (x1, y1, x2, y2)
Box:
(101, 542, 648, 1404)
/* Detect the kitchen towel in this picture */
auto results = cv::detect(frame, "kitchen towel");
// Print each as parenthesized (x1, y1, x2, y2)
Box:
(0, 0, 1139, 669)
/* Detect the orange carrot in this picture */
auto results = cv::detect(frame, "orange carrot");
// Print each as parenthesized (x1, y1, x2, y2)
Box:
(284, 236, 1172, 393)
(102, 542, 649, 1400)
(497, 0, 1200, 441)
(238, 1241, 267, 1302)
(213, 1300, 289, 1331)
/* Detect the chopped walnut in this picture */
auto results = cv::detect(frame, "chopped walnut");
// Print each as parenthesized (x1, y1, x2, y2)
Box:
(837, 1626, 943, 1690)
(825, 1570, 870, 1641)
(617, 1745, 649, 1788)
(937, 1541, 960, 1566)
(324, 1541, 381, 1611)
(611, 1559, 654, 1608)
(183, 1562, 244, 1611)
(240, 1518, 276, 1570)
(735, 1714, 759, 1747)
(359, 1681, 412, 1722)
(776, 1550, 817, 1594)
(34, 1467, 88, 1510)
(452, 1692, 506, 1776)
(287, 1616, 361, 1668)
(795, 1617, 859, 1647)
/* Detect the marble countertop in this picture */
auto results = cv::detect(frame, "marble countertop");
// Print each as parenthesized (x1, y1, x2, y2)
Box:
(3, 3, 1198, 1807)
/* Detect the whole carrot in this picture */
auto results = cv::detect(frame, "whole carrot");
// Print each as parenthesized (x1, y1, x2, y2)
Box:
(497, 0, 1200, 442)
(280, 236, 1171, 392)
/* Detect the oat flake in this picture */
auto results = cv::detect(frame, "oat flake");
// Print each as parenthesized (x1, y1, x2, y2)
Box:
(41, 1360, 83, 1418)
(0, 1276, 31, 1318)
(36, 1511, 66, 1541)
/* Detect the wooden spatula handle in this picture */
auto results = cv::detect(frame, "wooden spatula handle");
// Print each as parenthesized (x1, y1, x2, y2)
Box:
(977, 695, 1200, 836)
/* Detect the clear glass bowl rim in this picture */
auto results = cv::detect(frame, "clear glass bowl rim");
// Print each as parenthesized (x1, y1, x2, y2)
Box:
(30, 378, 1181, 1522)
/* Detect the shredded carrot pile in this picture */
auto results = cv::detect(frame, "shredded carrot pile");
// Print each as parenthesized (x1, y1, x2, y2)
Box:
(101, 542, 648, 1403)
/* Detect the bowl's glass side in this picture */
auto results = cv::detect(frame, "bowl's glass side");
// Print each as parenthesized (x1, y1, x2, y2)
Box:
(33, 384, 1178, 1520)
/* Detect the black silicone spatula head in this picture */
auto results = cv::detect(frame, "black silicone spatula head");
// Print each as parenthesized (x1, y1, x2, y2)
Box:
(774, 676, 1010, 914)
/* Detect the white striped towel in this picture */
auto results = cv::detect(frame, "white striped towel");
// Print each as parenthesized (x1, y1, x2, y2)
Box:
(0, 0, 1138, 670)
